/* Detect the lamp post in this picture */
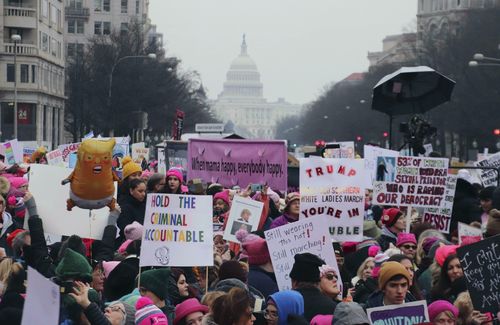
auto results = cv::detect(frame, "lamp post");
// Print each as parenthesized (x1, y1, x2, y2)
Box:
(11, 34, 21, 139)
(107, 53, 156, 136)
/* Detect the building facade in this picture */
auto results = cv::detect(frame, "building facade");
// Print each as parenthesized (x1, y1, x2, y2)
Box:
(211, 36, 302, 139)
(0, 0, 65, 147)
(367, 33, 417, 68)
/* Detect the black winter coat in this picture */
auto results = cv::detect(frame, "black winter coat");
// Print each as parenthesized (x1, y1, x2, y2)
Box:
(247, 265, 278, 299)
(294, 286, 337, 322)
(117, 195, 146, 239)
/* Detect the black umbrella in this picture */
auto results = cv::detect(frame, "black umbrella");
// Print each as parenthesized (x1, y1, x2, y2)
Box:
(371, 66, 455, 147)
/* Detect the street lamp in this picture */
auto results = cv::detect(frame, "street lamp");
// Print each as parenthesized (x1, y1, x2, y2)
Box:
(11, 34, 21, 139)
(107, 53, 156, 136)
(468, 53, 500, 67)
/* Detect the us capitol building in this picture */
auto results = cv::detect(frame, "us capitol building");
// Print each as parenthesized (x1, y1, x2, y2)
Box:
(210, 36, 303, 139)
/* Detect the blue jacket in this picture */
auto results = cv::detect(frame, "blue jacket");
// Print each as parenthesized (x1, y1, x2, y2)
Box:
(247, 265, 278, 299)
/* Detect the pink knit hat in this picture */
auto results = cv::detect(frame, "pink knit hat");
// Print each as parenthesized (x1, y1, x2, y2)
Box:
(435, 245, 459, 267)
(242, 236, 271, 266)
(135, 297, 168, 325)
(428, 300, 458, 321)
(396, 233, 417, 247)
(102, 261, 120, 278)
(166, 168, 183, 183)
(310, 314, 333, 325)
(173, 298, 208, 325)
(9, 177, 28, 189)
(213, 190, 230, 206)
(141, 170, 153, 178)
(124, 221, 144, 241)
(118, 239, 133, 254)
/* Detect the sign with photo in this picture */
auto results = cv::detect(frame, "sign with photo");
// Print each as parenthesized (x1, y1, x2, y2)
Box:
(223, 196, 263, 243)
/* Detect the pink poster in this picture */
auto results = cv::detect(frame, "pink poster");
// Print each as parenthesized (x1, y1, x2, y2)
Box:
(188, 139, 287, 191)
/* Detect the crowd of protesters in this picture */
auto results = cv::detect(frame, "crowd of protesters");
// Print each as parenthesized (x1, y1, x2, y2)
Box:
(0, 154, 499, 325)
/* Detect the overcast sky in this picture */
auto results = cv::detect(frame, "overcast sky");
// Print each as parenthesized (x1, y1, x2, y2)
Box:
(149, 1, 417, 104)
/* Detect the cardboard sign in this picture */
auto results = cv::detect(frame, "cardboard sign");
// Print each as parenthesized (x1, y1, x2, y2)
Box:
(456, 235, 500, 315)
(265, 216, 340, 291)
(367, 300, 429, 325)
(140, 194, 213, 267)
(475, 152, 500, 187)
(21, 267, 60, 325)
(58, 142, 80, 162)
(458, 222, 483, 245)
(323, 141, 355, 159)
(373, 156, 449, 208)
(28, 164, 112, 239)
(46, 149, 65, 167)
(300, 157, 365, 242)
(188, 138, 288, 191)
(158, 147, 166, 174)
(223, 196, 263, 243)
(132, 142, 150, 164)
(3, 139, 22, 165)
(422, 175, 457, 234)
(363, 145, 399, 189)
(23, 146, 36, 163)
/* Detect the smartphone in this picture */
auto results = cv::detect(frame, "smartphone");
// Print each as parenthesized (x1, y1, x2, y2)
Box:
(59, 281, 74, 294)
(251, 184, 263, 192)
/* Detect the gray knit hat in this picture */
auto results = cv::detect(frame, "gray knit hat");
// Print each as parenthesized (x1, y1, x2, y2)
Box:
(108, 301, 135, 325)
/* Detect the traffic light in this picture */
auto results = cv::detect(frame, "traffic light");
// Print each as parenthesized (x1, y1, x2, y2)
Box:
(315, 140, 326, 156)
(356, 136, 362, 142)
(494, 128, 500, 136)
(383, 132, 389, 138)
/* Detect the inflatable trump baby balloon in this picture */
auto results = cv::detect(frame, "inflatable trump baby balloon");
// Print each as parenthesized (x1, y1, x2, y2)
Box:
(62, 138, 119, 211)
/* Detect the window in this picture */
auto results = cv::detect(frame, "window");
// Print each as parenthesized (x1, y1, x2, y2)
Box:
(42, 0, 48, 17)
(136, 0, 140, 14)
(51, 38, 57, 57)
(68, 19, 75, 33)
(7, 64, 15, 82)
(67, 43, 75, 57)
(94, 0, 102, 11)
(50, 4, 57, 25)
(41, 33, 49, 52)
(120, 22, 128, 35)
(94, 0, 110, 12)
(67, 0, 83, 9)
(43, 67, 49, 87)
(103, 22, 111, 35)
(121, 0, 128, 13)
(31, 65, 36, 83)
(20, 64, 29, 83)
(68, 20, 84, 34)
(94, 21, 102, 34)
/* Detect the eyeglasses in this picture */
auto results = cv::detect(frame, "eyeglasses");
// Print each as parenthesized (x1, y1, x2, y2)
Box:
(108, 306, 125, 314)
(401, 244, 417, 250)
(263, 309, 278, 319)
(325, 273, 338, 281)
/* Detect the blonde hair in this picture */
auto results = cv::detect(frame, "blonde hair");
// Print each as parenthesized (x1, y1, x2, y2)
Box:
(201, 291, 225, 311)
(356, 257, 375, 280)
(0, 258, 22, 295)
(454, 291, 473, 325)
(416, 229, 445, 265)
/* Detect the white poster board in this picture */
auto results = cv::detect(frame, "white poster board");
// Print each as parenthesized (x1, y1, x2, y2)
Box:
(158, 147, 166, 174)
(28, 164, 113, 239)
(422, 175, 457, 234)
(300, 157, 365, 242)
(46, 149, 65, 167)
(363, 145, 399, 189)
(21, 267, 60, 325)
(373, 156, 449, 208)
(458, 222, 483, 245)
(132, 142, 150, 164)
(58, 142, 81, 163)
(265, 215, 340, 291)
(323, 141, 355, 158)
(223, 196, 263, 243)
(475, 152, 500, 187)
(140, 194, 213, 267)
(2, 139, 23, 165)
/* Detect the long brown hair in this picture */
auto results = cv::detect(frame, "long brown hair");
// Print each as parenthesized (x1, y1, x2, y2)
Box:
(212, 287, 254, 325)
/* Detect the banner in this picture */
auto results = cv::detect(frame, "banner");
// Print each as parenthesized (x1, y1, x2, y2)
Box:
(223, 196, 263, 243)
(132, 142, 150, 164)
(265, 216, 340, 291)
(475, 152, 500, 187)
(373, 156, 449, 208)
(28, 164, 112, 239)
(58, 142, 80, 162)
(140, 194, 213, 267)
(422, 175, 457, 234)
(300, 157, 365, 242)
(323, 141, 355, 159)
(363, 145, 399, 189)
(46, 149, 65, 167)
(456, 235, 500, 315)
(367, 300, 429, 325)
(21, 267, 60, 325)
(458, 222, 482, 245)
(188, 139, 288, 191)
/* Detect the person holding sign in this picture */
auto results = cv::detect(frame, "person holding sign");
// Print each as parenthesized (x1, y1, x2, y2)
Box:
(117, 179, 147, 241)
(366, 261, 413, 309)
(270, 192, 300, 229)
(378, 208, 406, 251)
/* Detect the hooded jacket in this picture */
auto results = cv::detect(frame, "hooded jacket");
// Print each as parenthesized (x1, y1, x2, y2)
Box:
(117, 194, 146, 240)
(269, 290, 304, 325)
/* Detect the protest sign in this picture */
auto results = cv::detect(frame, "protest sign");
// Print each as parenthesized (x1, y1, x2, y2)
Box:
(21, 267, 60, 325)
(475, 152, 500, 187)
(458, 222, 483, 245)
(46, 149, 65, 167)
(373, 156, 449, 208)
(158, 147, 167, 174)
(58, 142, 80, 162)
(300, 157, 365, 242)
(323, 141, 355, 159)
(456, 235, 500, 315)
(363, 145, 399, 189)
(223, 196, 263, 243)
(188, 138, 288, 191)
(28, 164, 112, 239)
(265, 216, 340, 291)
(367, 300, 429, 325)
(22, 146, 36, 163)
(422, 175, 457, 234)
(132, 142, 150, 164)
(140, 194, 213, 267)
(3, 139, 22, 165)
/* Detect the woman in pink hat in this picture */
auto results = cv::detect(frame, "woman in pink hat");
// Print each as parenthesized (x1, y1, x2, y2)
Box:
(428, 300, 458, 325)
(430, 245, 464, 302)
(163, 167, 188, 194)
(173, 298, 209, 325)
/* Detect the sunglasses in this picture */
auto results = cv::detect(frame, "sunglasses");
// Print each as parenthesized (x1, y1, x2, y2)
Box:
(402, 244, 417, 250)
(325, 273, 338, 281)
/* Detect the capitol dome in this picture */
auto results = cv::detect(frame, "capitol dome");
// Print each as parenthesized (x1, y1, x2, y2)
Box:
(219, 35, 264, 99)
